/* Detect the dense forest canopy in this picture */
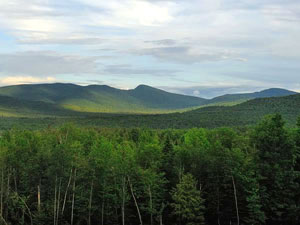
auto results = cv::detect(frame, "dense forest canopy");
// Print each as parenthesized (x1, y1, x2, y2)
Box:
(0, 113, 299, 225)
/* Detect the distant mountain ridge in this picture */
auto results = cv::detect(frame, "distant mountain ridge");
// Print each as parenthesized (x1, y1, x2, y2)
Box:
(208, 88, 297, 104)
(0, 83, 207, 113)
(0, 83, 297, 115)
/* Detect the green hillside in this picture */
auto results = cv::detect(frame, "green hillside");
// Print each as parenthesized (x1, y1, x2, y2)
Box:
(0, 83, 207, 113)
(207, 88, 297, 105)
(0, 83, 298, 127)
(79, 93, 300, 129)
(0, 95, 76, 117)
(128, 85, 207, 109)
(72, 93, 300, 128)
(2, 93, 300, 130)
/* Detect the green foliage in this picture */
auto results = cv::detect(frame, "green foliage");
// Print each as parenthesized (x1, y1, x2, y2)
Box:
(252, 114, 298, 225)
(171, 173, 205, 225)
(0, 115, 299, 225)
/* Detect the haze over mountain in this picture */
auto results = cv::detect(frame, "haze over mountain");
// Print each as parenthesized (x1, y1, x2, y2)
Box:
(208, 88, 298, 105)
(0, 83, 207, 114)
(0, 83, 297, 115)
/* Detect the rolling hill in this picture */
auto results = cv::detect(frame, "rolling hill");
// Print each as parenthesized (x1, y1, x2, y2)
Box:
(0, 83, 297, 114)
(81, 93, 300, 129)
(0, 83, 207, 113)
(0, 95, 76, 117)
(2, 92, 300, 130)
(0, 83, 297, 119)
(207, 88, 297, 105)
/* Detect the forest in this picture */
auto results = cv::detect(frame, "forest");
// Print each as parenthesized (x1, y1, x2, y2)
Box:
(0, 113, 299, 225)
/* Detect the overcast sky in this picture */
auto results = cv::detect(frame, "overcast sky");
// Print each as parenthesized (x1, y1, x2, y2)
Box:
(0, 0, 300, 98)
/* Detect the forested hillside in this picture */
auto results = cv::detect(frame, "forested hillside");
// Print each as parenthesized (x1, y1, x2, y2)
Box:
(1, 93, 300, 130)
(0, 83, 207, 113)
(208, 88, 297, 104)
(0, 95, 78, 117)
(0, 114, 299, 225)
(0, 84, 296, 114)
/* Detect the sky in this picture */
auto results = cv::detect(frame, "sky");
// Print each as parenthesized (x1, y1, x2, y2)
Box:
(0, 0, 300, 98)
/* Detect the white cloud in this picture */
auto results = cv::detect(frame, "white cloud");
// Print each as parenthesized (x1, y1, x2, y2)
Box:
(18, 37, 105, 45)
(134, 46, 247, 63)
(0, 0, 300, 91)
(79, 0, 175, 27)
(0, 76, 56, 86)
(0, 51, 101, 76)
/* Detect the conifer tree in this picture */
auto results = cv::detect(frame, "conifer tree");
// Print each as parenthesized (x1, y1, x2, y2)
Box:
(252, 114, 297, 225)
(171, 173, 205, 225)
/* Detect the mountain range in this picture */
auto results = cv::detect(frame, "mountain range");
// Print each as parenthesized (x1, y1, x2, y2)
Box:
(0, 83, 297, 116)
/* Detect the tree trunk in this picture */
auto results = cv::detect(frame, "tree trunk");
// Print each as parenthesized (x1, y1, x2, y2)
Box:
(0, 214, 8, 225)
(158, 203, 165, 225)
(61, 168, 73, 215)
(56, 178, 62, 225)
(0, 168, 4, 217)
(71, 168, 77, 225)
(54, 176, 57, 225)
(231, 175, 239, 225)
(88, 180, 94, 225)
(148, 186, 153, 225)
(6, 169, 10, 199)
(101, 200, 105, 225)
(4, 169, 10, 220)
(122, 176, 126, 225)
(128, 176, 143, 225)
(37, 184, 41, 213)
(159, 215, 163, 225)
(217, 186, 221, 225)
(19, 193, 33, 225)
(13, 169, 17, 193)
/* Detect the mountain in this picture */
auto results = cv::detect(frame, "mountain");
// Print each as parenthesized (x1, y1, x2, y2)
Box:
(0, 83, 297, 116)
(0, 95, 75, 117)
(128, 85, 207, 109)
(182, 93, 300, 127)
(0, 85, 300, 129)
(5, 92, 300, 130)
(71, 93, 300, 129)
(207, 88, 297, 105)
(0, 83, 207, 113)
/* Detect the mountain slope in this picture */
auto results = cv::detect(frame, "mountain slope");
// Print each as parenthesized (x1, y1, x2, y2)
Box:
(128, 85, 207, 109)
(1, 92, 300, 129)
(0, 83, 207, 113)
(0, 95, 76, 117)
(0, 83, 297, 115)
(182, 93, 300, 127)
(207, 88, 297, 105)
(72, 93, 300, 129)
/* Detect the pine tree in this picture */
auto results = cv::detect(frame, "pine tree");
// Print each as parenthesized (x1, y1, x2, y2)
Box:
(252, 114, 297, 225)
(171, 173, 205, 225)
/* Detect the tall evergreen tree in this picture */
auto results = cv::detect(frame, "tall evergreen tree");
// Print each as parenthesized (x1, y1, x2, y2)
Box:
(171, 173, 205, 225)
(252, 114, 298, 225)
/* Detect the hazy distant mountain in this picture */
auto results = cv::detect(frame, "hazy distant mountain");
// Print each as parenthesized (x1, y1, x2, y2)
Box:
(207, 88, 297, 105)
(0, 83, 297, 115)
(0, 83, 207, 113)
(129, 85, 207, 109)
